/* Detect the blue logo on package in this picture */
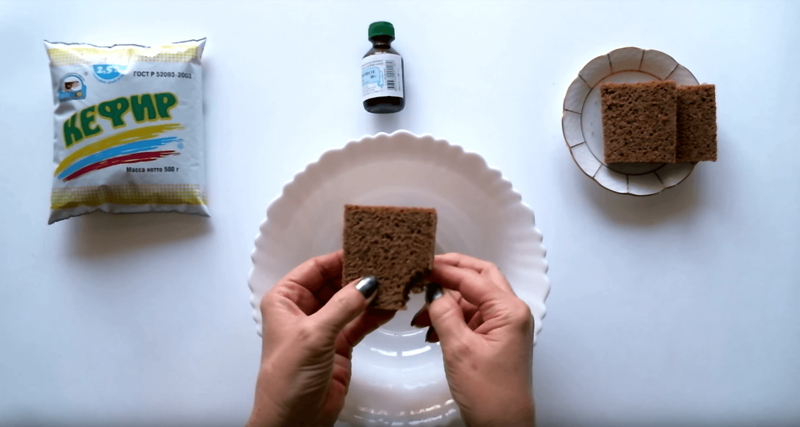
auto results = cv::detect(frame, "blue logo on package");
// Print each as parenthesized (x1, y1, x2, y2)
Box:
(92, 64, 127, 83)
(362, 67, 384, 88)
(58, 74, 87, 102)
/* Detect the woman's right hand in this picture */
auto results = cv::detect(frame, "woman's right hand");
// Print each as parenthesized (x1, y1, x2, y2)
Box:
(413, 253, 536, 427)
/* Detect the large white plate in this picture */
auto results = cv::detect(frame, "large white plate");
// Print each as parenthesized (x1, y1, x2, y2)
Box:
(248, 131, 549, 426)
(562, 47, 700, 196)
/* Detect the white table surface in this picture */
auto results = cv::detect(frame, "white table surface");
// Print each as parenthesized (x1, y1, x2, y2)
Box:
(1, 1, 799, 426)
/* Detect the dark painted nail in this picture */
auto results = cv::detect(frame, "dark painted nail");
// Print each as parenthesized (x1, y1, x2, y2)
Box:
(425, 283, 443, 304)
(425, 326, 438, 343)
(410, 310, 423, 328)
(355, 276, 378, 299)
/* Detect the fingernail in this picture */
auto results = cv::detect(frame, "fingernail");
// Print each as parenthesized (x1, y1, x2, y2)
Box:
(425, 283, 443, 304)
(355, 276, 378, 299)
(425, 326, 437, 343)
(410, 310, 423, 328)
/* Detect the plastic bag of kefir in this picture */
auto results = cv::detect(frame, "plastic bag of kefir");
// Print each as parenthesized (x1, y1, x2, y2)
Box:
(45, 39, 208, 224)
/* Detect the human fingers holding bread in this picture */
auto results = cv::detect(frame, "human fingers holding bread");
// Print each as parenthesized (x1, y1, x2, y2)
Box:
(421, 253, 536, 427)
(247, 250, 394, 427)
(249, 250, 534, 427)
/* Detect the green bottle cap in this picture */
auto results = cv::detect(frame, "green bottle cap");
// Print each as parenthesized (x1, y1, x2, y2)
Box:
(368, 21, 395, 40)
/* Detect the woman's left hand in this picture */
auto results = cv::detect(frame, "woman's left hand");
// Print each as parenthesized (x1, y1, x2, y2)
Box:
(247, 250, 394, 427)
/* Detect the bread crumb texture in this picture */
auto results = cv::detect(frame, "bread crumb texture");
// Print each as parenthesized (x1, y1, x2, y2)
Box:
(343, 205, 437, 310)
(601, 80, 678, 163)
(677, 84, 717, 162)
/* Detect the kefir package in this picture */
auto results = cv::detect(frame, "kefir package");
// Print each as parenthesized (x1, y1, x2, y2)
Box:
(44, 39, 208, 223)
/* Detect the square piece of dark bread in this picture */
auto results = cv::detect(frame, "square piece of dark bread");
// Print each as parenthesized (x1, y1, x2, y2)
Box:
(342, 205, 437, 310)
(676, 84, 717, 162)
(601, 80, 678, 163)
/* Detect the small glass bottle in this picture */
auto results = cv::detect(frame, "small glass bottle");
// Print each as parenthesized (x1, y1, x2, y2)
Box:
(362, 21, 405, 114)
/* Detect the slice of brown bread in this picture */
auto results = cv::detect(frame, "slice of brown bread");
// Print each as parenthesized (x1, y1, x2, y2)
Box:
(601, 80, 678, 163)
(342, 205, 437, 310)
(676, 84, 717, 162)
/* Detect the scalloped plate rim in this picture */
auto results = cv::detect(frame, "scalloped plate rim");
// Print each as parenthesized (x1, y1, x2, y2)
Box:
(247, 130, 550, 425)
(562, 47, 699, 197)
(248, 129, 550, 335)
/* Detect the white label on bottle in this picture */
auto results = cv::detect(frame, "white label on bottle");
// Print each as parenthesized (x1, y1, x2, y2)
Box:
(361, 53, 403, 101)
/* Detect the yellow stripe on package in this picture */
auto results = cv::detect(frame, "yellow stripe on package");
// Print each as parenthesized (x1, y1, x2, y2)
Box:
(45, 39, 208, 224)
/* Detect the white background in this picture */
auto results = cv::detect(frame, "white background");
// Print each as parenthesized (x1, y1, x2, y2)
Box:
(1, 1, 799, 426)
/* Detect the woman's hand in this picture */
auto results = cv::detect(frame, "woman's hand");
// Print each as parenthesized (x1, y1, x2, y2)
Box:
(247, 250, 394, 427)
(412, 253, 536, 427)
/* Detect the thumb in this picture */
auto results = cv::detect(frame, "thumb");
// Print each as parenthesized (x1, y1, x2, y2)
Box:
(426, 284, 472, 344)
(312, 276, 378, 336)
